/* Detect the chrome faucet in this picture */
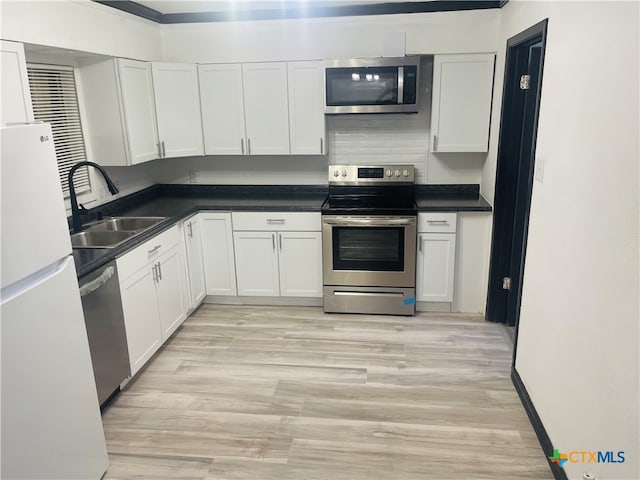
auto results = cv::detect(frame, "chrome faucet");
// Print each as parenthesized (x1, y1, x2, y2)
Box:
(68, 161, 119, 233)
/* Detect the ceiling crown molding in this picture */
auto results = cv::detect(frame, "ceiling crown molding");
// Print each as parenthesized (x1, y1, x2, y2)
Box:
(94, 0, 507, 24)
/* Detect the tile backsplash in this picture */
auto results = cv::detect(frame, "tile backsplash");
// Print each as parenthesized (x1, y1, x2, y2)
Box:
(326, 113, 430, 183)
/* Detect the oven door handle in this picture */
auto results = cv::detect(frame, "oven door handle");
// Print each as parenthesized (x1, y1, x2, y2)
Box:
(322, 217, 416, 226)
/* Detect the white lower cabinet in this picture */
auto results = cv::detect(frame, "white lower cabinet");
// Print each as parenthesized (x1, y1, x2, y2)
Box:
(119, 265, 161, 376)
(416, 213, 457, 303)
(156, 246, 188, 339)
(117, 226, 187, 376)
(200, 212, 237, 296)
(182, 214, 206, 310)
(232, 212, 322, 298)
(278, 231, 323, 297)
(233, 231, 281, 296)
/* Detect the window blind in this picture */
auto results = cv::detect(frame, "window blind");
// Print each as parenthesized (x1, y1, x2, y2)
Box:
(27, 64, 91, 196)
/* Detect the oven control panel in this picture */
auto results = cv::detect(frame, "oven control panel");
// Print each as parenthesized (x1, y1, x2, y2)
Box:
(328, 165, 415, 184)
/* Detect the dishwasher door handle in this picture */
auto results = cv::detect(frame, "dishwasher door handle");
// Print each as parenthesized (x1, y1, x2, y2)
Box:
(79, 266, 115, 297)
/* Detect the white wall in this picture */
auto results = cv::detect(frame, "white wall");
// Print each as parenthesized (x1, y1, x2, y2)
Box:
(488, 2, 639, 480)
(159, 12, 500, 186)
(0, 0, 161, 60)
(160, 9, 500, 62)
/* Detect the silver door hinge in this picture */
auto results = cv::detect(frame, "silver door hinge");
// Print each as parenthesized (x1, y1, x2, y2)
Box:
(520, 74, 531, 90)
(502, 277, 512, 290)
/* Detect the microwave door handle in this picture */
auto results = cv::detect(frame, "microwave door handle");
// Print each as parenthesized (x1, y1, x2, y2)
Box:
(397, 66, 404, 104)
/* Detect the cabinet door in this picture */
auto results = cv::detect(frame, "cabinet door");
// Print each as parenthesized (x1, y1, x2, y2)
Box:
(116, 58, 159, 164)
(151, 63, 204, 158)
(431, 54, 495, 153)
(278, 231, 322, 297)
(120, 266, 162, 375)
(198, 64, 246, 155)
(1, 40, 34, 126)
(416, 233, 456, 302)
(233, 231, 280, 296)
(156, 246, 187, 341)
(242, 63, 290, 155)
(200, 213, 237, 296)
(183, 215, 206, 309)
(288, 61, 326, 155)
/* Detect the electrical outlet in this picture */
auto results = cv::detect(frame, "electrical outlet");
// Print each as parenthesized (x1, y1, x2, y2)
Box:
(534, 155, 545, 182)
(189, 170, 199, 184)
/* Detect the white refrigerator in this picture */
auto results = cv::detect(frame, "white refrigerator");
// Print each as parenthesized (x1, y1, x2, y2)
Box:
(0, 123, 109, 479)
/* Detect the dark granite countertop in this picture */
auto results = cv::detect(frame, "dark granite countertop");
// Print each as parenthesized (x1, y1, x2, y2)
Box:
(73, 183, 491, 278)
(415, 184, 492, 212)
(73, 185, 327, 278)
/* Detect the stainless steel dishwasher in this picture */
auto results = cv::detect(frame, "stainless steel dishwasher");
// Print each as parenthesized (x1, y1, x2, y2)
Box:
(78, 260, 130, 406)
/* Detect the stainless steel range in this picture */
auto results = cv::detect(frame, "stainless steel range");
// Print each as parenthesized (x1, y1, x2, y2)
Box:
(321, 165, 417, 315)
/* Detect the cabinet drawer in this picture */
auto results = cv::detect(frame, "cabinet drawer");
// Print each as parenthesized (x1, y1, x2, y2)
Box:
(232, 212, 321, 232)
(418, 213, 457, 233)
(116, 225, 181, 281)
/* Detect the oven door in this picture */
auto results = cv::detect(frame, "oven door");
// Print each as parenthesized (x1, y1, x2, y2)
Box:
(322, 216, 416, 288)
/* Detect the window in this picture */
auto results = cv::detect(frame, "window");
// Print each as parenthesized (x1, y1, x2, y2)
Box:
(26, 64, 90, 196)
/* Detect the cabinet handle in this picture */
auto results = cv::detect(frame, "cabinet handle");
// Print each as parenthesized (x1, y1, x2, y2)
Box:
(320, 138, 323, 154)
(241, 138, 245, 155)
(267, 219, 285, 224)
(427, 220, 449, 225)
(152, 264, 158, 282)
(272, 233, 275, 251)
(419, 235, 422, 253)
(157, 142, 161, 157)
(157, 261, 162, 280)
(247, 138, 251, 154)
(187, 222, 193, 238)
(279, 233, 282, 251)
(161, 141, 166, 158)
(433, 135, 438, 151)
(148, 244, 161, 255)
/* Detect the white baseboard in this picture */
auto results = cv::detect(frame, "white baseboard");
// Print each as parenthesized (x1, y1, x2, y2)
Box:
(416, 301, 452, 312)
(204, 295, 323, 307)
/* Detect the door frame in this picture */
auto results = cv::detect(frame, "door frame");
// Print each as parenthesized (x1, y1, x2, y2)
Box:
(486, 20, 548, 359)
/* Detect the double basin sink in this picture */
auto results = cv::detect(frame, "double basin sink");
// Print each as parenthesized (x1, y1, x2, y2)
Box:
(71, 217, 166, 249)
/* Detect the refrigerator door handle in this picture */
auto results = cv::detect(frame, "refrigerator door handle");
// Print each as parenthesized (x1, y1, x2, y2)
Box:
(0, 257, 73, 305)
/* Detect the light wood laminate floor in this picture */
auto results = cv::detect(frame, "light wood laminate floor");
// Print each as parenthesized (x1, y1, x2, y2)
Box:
(102, 305, 551, 480)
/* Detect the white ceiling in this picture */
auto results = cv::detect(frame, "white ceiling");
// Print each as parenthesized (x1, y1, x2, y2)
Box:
(136, 0, 436, 15)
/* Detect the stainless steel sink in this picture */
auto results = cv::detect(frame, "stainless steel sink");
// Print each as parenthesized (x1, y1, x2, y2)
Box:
(70, 230, 137, 249)
(86, 216, 166, 233)
(71, 216, 166, 248)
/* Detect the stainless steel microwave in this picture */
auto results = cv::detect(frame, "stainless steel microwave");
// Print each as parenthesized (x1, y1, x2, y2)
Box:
(324, 56, 420, 114)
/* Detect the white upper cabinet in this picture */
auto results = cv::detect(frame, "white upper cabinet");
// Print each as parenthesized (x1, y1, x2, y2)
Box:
(151, 62, 204, 158)
(1, 40, 34, 126)
(117, 59, 160, 164)
(80, 58, 159, 166)
(287, 61, 326, 155)
(199, 64, 247, 155)
(241, 62, 290, 155)
(430, 54, 495, 153)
